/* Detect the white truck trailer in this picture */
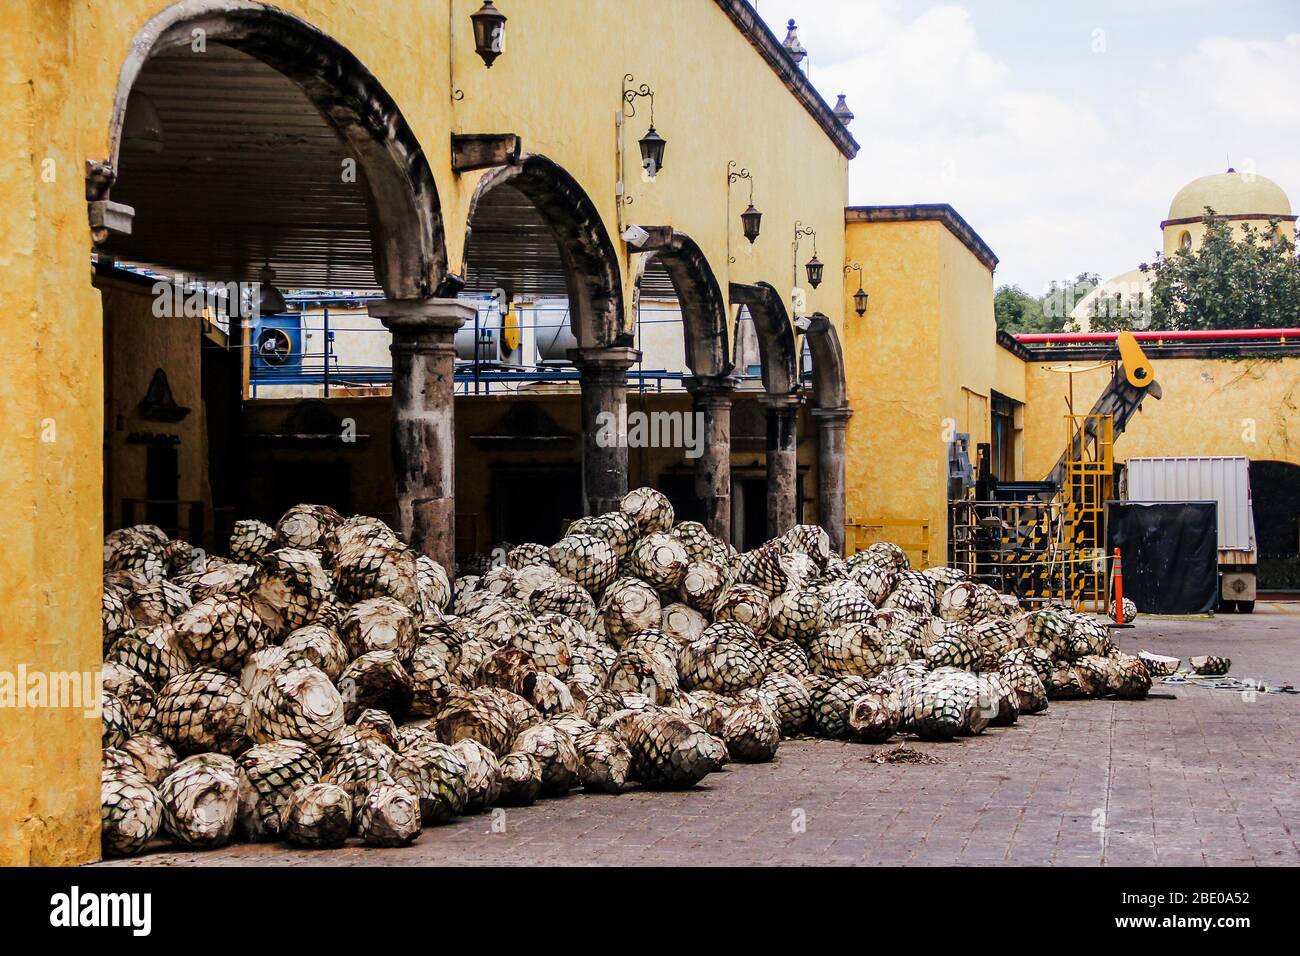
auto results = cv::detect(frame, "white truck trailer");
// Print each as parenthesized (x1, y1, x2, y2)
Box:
(1121, 456, 1258, 613)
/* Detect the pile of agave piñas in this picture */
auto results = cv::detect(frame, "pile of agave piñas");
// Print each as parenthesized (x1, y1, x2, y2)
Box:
(99, 488, 1153, 856)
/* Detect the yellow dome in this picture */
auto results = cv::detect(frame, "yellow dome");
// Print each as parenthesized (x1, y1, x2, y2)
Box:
(1166, 169, 1291, 221)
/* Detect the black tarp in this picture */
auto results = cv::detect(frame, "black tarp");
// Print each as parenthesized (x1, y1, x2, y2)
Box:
(1106, 501, 1219, 614)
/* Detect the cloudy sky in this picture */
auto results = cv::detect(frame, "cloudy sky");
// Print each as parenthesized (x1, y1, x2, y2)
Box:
(756, 0, 1300, 293)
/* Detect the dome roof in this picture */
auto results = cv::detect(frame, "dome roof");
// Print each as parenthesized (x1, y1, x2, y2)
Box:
(1167, 169, 1291, 222)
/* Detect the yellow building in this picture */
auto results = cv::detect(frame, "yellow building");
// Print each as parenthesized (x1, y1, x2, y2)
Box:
(1071, 168, 1297, 328)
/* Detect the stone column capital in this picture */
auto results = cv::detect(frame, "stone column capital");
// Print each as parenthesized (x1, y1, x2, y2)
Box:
(811, 405, 853, 426)
(759, 392, 803, 413)
(568, 346, 642, 371)
(684, 374, 738, 402)
(369, 297, 476, 337)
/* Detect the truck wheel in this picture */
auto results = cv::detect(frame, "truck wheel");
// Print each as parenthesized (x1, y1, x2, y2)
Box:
(1237, 600, 1255, 614)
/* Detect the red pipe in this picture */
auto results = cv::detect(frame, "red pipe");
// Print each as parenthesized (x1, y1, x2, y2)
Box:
(1014, 329, 1299, 344)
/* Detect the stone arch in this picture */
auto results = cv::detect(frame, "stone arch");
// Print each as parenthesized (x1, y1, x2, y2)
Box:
(633, 230, 731, 378)
(96, 0, 447, 299)
(800, 312, 848, 409)
(465, 153, 627, 349)
(801, 313, 852, 553)
(728, 281, 799, 395)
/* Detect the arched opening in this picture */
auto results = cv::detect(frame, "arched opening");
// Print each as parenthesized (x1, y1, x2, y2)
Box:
(460, 153, 631, 530)
(629, 230, 734, 539)
(1252, 460, 1300, 590)
(728, 281, 802, 539)
(94, 2, 448, 559)
(801, 312, 851, 553)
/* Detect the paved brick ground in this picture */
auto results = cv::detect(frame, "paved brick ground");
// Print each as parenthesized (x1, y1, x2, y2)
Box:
(107, 603, 1300, 867)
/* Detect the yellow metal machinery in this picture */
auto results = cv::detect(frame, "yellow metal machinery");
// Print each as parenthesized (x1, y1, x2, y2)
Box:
(1061, 412, 1114, 611)
(948, 333, 1156, 610)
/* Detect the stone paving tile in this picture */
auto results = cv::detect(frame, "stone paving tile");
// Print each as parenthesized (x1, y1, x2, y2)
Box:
(103, 604, 1300, 867)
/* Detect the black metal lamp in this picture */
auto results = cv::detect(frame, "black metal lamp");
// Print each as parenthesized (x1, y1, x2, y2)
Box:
(624, 75, 665, 177)
(257, 262, 287, 316)
(741, 203, 763, 245)
(728, 161, 761, 245)
(845, 262, 868, 316)
(639, 124, 666, 177)
(805, 254, 824, 289)
(470, 1, 507, 68)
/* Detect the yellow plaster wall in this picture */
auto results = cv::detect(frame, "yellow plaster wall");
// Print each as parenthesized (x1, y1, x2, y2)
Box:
(0, 0, 104, 866)
(841, 218, 997, 564)
(0, 0, 850, 864)
(1022, 355, 1300, 480)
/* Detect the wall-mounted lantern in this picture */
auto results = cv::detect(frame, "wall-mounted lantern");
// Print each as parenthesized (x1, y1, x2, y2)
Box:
(470, 1, 507, 68)
(623, 74, 665, 177)
(845, 262, 869, 316)
(726, 161, 761, 264)
(794, 221, 822, 289)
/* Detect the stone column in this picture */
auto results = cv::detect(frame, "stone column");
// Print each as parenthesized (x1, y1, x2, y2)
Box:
(370, 298, 475, 575)
(569, 346, 641, 516)
(812, 406, 853, 555)
(684, 375, 736, 544)
(761, 393, 802, 539)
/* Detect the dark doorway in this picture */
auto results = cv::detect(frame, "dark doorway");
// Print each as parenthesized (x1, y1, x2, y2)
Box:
(491, 467, 583, 545)
(145, 445, 179, 532)
(735, 475, 767, 552)
(268, 460, 352, 522)
(657, 472, 706, 526)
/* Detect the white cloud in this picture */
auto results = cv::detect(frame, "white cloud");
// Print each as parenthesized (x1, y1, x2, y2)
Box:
(768, 4, 1300, 292)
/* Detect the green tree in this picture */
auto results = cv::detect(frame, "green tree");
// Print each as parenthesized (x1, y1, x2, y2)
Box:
(996, 272, 1100, 333)
(1090, 208, 1300, 331)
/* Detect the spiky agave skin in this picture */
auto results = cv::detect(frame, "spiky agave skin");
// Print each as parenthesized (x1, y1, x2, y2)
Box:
(449, 738, 501, 812)
(528, 579, 598, 629)
(549, 534, 619, 595)
(1109, 596, 1139, 623)
(998, 662, 1049, 714)
(900, 670, 988, 741)
(629, 532, 690, 591)
(280, 624, 350, 681)
(101, 691, 134, 749)
(624, 711, 725, 789)
(172, 594, 268, 674)
(769, 589, 824, 646)
(121, 732, 178, 786)
(283, 782, 353, 848)
(274, 503, 343, 551)
(605, 646, 679, 704)
(512, 723, 581, 797)
(621, 487, 675, 535)
(101, 762, 163, 856)
(153, 667, 250, 756)
(391, 740, 468, 824)
(810, 676, 872, 739)
(333, 538, 422, 611)
(236, 739, 323, 841)
(754, 671, 812, 736)
(847, 687, 902, 743)
(676, 561, 726, 613)
(1189, 655, 1231, 676)
(249, 660, 346, 747)
(763, 640, 812, 679)
(720, 697, 781, 762)
(712, 584, 772, 636)
(1108, 654, 1152, 698)
(495, 752, 544, 806)
(230, 519, 276, 562)
(435, 688, 515, 755)
(601, 577, 662, 647)
(159, 753, 240, 849)
(340, 597, 418, 662)
(678, 621, 765, 693)
(808, 623, 905, 678)
(573, 728, 632, 794)
(356, 782, 422, 847)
